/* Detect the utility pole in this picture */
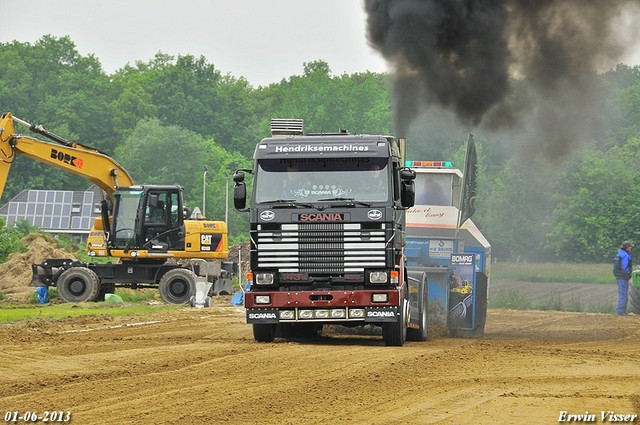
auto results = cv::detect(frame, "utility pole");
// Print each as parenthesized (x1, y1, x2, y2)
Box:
(225, 175, 229, 226)
(202, 166, 209, 218)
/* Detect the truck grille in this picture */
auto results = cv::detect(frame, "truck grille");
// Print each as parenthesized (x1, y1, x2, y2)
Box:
(255, 223, 387, 272)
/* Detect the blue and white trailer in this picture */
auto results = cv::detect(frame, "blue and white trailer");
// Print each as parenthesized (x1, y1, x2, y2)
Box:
(405, 160, 490, 337)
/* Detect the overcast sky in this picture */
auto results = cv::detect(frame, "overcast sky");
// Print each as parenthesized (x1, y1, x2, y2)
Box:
(4, 1, 640, 89)
(1, 0, 389, 87)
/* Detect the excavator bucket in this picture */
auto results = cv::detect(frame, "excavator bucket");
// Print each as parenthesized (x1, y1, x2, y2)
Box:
(30, 264, 47, 287)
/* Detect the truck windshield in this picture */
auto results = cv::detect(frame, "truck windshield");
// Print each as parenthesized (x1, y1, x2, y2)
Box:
(414, 173, 454, 206)
(254, 158, 390, 203)
(112, 190, 143, 247)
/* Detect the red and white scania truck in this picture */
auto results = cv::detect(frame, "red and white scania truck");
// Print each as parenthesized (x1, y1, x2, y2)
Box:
(233, 120, 489, 345)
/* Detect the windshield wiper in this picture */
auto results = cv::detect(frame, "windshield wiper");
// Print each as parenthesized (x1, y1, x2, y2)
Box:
(261, 199, 315, 209)
(317, 197, 371, 207)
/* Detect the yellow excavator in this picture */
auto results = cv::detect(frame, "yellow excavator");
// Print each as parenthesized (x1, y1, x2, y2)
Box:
(0, 112, 228, 304)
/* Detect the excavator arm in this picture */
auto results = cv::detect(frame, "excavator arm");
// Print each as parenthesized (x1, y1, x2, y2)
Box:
(0, 112, 134, 201)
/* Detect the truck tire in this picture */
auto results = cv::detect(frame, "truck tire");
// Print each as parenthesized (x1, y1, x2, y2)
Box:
(159, 268, 196, 305)
(629, 285, 640, 314)
(253, 324, 276, 342)
(383, 292, 408, 346)
(407, 273, 428, 341)
(57, 267, 100, 303)
(468, 276, 488, 338)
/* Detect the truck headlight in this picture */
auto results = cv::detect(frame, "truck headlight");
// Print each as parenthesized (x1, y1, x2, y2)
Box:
(349, 308, 365, 318)
(280, 310, 295, 320)
(255, 272, 274, 285)
(330, 309, 346, 318)
(369, 271, 388, 284)
(299, 310, 313, 319)
(372, 293, 388, 303)
(315, 310, 329, 318)
(255, 295, 271, 304)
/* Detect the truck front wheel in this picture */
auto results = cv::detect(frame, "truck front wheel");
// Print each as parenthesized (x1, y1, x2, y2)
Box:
(57, 267, 100, 303)
(253, 324, 276, 342)
(383, 298, 408, 346)
(159, 268, 196, 305)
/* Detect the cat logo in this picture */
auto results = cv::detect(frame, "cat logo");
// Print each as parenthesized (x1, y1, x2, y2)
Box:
(201, 234, 213, 246)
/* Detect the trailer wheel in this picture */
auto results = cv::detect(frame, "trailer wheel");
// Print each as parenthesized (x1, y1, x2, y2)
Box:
(383, 292, 408, 346)
(159, 268, 196, 305)
(253, 324, 276, 342)
(407, 274, 428, 341)
(57, 267, 100, 303)
(450, 276, 487, 338)
(629, 285, 640, 314)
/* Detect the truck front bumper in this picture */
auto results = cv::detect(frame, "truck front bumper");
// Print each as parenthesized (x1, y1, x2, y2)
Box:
(246, 306, 399, 324)
(245, 289, 401, 324)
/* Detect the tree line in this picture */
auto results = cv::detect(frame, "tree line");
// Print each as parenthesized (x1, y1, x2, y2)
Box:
(1, 36, 640, 262)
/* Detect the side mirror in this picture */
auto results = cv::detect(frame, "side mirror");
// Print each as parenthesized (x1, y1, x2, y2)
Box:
(233, 171, 246, 184)
(401, 180, 415, 208)
(233, 169, 252, 211)
(400, 168, 416, 180)
(234, 183, 247, 211)
(399, 167, 416, 208)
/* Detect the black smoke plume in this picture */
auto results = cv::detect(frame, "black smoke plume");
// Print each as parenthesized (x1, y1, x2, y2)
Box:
(365, 0, 640, 154)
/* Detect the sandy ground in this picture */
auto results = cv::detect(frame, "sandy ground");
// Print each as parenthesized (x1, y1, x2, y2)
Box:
(1, 297, 638, 425)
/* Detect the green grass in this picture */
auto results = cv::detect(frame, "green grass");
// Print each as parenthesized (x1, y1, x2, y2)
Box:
(485, 261, 618, 313)
(0, 302, 180, 323)
(491, 262, 611, 284)
(115, 288, 159, 302)
(488, 290, 616, 313)
(0, 287, 175, 323)
(488, 290, 533, 310)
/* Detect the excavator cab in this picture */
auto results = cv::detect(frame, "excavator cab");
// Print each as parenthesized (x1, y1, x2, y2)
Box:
(111, 185, 186, 253)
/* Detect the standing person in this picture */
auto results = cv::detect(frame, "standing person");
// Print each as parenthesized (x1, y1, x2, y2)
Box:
(613, 241, 633, 316)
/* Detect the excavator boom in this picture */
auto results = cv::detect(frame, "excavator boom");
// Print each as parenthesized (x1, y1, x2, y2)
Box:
(0, 112, 134, 201)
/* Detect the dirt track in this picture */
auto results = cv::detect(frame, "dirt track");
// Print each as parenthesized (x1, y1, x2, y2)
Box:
(1, 299, 639, 425)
